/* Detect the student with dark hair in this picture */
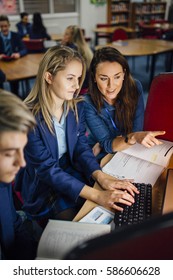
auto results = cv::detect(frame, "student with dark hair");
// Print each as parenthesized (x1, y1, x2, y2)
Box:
(0, 89, 38, 260)
(29, 12, 51, 40)
(84, 47, 165, 159)
(0, 15, 27, 96)
(16, 12, 31, 38)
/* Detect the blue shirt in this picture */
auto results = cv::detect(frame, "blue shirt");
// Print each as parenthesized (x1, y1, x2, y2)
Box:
(84, 79, 145, 155)
(53, 105, 67, 159)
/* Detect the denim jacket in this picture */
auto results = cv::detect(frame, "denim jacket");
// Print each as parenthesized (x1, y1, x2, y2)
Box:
(84, 79, 144, 155)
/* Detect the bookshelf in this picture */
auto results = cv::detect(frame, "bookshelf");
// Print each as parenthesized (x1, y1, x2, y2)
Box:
(131, 1, 167, 28)
(107, 0, 131, 26)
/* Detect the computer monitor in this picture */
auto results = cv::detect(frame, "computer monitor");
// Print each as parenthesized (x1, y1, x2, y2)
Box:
(65, 212, 173, 260)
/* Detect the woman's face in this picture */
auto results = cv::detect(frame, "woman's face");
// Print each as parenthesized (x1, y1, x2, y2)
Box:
(95, 61, 125, 105)
(48, 59, 83, 104)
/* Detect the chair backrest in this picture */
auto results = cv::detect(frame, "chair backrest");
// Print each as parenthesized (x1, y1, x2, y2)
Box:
(111, 28, 128, 41)
(144, 72, 173, 141)
(23, 39, 45, 53)
(138, 21, 161, 39)
(64, 212, 173, 260)
(150, 19, 168, 24)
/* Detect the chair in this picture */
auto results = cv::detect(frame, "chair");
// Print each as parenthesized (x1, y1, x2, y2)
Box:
(150, 19, 168, 25)
(144, 72, 173, 142)
(96, 23, 112, 44)
(138, 21, 162, 72)
(138, 21, 162, 39)
(111, 28, 128, 42)
(23, 39, 45, 53)
(64, 212, 173, 260)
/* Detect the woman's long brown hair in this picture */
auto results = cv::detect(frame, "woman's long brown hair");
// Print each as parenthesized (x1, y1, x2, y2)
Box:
(88, 47, 139, 134)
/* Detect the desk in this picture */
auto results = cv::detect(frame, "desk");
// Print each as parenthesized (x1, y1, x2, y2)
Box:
(96, 39, 173, 85)
(142, 23, 173, 32)
(0, 53, 44, 97)
(0, 53, 44, 82)
(74, 154, 173, 222)
(93, 26, 137, 45)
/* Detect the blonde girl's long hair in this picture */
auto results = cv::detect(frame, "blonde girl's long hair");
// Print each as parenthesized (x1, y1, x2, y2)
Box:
(68, 25, 93, 69)
(24, 46, 86, 133)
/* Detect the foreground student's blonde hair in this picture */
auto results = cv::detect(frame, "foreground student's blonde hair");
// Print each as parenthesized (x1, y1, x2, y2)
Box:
(0, 89, 36, 133)
(24, 46, 86, 133)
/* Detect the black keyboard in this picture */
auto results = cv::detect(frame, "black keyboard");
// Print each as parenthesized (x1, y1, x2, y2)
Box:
(114, 182, 152, 228)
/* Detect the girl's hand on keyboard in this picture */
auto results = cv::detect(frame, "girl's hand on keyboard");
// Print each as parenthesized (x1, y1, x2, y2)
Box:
(96, 188, 136, 212)
(95, 171, 139, 196)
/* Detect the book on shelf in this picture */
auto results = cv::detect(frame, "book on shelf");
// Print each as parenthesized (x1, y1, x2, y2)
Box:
(102, 139, 173, 186)
(36, 219, 111, 260)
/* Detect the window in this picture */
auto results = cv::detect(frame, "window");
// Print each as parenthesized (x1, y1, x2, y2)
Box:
(15, 0, 76, 15)
(54, 0, 76, 13)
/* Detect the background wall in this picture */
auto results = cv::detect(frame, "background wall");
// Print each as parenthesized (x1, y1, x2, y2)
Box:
(8, 0, 107, 46)
(8, 0, 171, 46)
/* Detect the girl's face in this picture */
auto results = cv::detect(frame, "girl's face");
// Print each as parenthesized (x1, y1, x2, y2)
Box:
(48, 60, 83, 104)
(95, 61, 125, 105)
(63, 27, 73, 43)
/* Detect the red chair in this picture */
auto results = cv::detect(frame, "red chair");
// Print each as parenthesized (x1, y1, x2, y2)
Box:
(138, 21, 161, 39)
(111, 28, 128, 42)
(144, 72, 173, 142)
(150, 19, 168, 25)
(23, 39, 45, 53)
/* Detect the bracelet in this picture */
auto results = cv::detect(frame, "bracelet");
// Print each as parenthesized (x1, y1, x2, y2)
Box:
(124, 135, 136, 145)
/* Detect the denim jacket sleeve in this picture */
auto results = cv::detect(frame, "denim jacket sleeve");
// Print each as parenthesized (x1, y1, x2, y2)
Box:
(84, 94, 116, 153)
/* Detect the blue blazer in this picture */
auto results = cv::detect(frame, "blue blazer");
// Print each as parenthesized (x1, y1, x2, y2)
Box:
(16, 21, 31, 38)
(0, 183, 37, 259)
(15, 102, 101, 215)
(0, 31, 27, 57)
(0, 69, 6, 83)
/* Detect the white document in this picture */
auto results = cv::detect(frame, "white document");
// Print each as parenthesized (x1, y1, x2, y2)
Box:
(36, 219, 111, 260)
(102, 139, 173, 186)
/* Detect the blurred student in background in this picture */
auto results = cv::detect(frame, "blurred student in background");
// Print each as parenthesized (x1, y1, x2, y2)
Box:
(0, 15, 27, 96)
(84, 47, 165, 160)
(61, 25, 93, 93)
(29, 12, 51, 40)
(16, 12, 31, 38)
(0, 90, 38, 259)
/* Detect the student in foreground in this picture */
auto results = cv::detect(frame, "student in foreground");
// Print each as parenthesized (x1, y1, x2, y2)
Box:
(84, 47, 165, 159)
(0, 90, 37, 259)
(15, 46, 139, 225)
